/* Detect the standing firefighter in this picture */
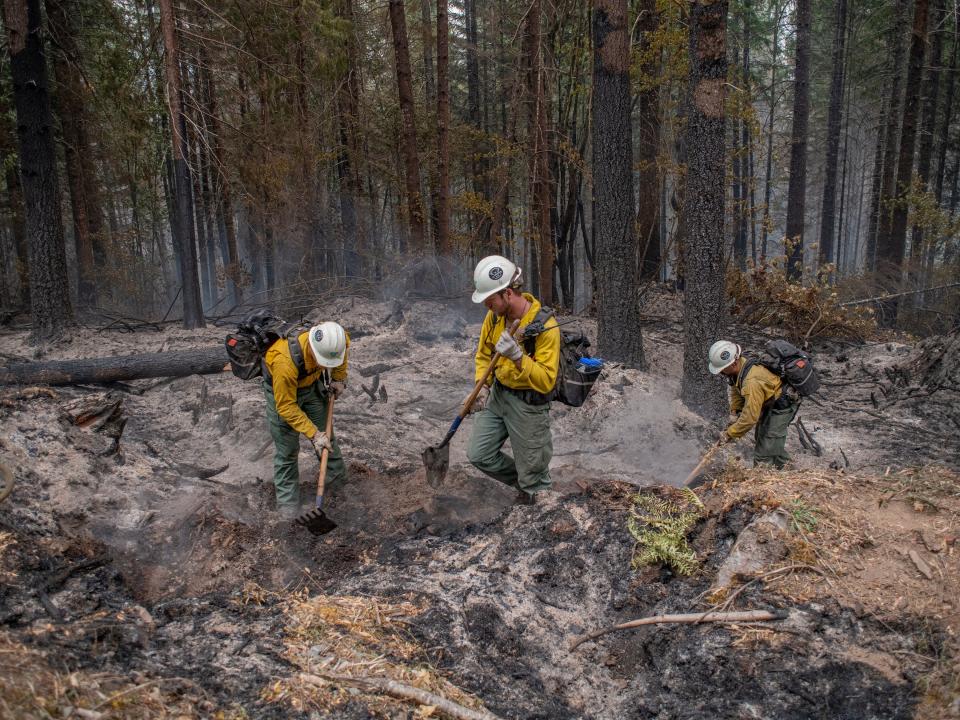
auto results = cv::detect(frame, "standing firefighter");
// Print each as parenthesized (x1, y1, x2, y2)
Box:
(709, 340, 800, 468)
(467, 255, 560, 504)
(263, 321, 350, 518)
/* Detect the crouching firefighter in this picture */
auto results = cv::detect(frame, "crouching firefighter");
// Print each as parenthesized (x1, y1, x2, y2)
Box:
(467, 255, 560, 505)
(263, 322, 350, 518)
(709, 340, 800, 468)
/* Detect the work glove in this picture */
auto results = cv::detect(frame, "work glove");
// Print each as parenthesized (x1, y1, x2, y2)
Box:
(717, 431, 734, 446)
(495, 329, 523, 362)
(468, 385, 489, 414)
(329, 380, 346, 399)
(310, 431, 332, 458)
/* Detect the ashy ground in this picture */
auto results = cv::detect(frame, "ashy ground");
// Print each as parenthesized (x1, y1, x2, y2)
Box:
(0, 292, 958, 719)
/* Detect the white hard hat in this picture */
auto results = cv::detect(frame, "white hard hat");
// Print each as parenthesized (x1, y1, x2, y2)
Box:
(708, 340, 741, 375)
(472, 255, 521, 303)
(308, 321, 347, 368)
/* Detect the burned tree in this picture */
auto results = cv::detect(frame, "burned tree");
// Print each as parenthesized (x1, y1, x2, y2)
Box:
(680, 0, 728, 418)
(592, 0, 644, 367)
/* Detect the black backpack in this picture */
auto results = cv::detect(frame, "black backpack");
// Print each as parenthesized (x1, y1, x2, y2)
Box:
(757, 339, 820, 397)
(225, 310, 310, 382)
(523, 309, 603, 407)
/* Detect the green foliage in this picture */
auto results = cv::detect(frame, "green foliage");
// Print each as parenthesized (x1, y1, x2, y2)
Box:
(786, 498, 818, 533)
(628, 488, 704, 576)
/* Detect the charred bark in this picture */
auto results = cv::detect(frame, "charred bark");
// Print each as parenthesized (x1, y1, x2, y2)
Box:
(817, 0, 847, 270)
(784, 0, 811, 280)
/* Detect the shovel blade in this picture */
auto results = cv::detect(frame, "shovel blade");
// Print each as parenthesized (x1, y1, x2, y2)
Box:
(422, 443, 450, 487)
(293, 508, 338, 536)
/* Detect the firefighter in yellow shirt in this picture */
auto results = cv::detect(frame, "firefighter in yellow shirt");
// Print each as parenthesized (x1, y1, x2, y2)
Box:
(466, 255, 560, 504)
(262, 321, 350, 517)
(709, 340, 799, 468)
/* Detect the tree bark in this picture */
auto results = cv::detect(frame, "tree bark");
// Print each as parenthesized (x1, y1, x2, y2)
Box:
(636, 0, 661, 280)
(934, 9, 959, 206)
(759, 1, 780, 261)
(784, 0, 811, 281)
(46, 0, 98, 308)
(388, 0, 427, 253)
(680, 0, 728, 419)
(3, 150, 29, 307)
(3, 0, 74, 340)
(0, 347, 230, 386)
(592, 0, 644, 367)
(817, 0, 847, 269)
(527, 0, 553, 302)
(436, 0, 451, 254)
(874, 0, 909, 272)
(158, 0, 204, 328)
(878, 0, 928, 322)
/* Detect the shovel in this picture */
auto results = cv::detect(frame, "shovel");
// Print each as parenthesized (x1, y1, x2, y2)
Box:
(682, 441, 726, 487)
(294, 396, 338, 535)
(422, 318, 521, 486)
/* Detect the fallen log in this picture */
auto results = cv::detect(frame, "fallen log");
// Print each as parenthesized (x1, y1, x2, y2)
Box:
(0, 347, 230, 387)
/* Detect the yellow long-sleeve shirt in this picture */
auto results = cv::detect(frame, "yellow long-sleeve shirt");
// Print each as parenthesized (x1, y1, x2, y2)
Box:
(474, 293, 560, 395)
(263, 330, 349, 438)
(726, 360, 783, 439)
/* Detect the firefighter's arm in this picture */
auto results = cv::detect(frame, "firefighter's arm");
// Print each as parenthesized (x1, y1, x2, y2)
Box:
(272, 360, 318, 438)
(725, 381, 764, 439)
(500, 319, 560, 395)
(730, 385, 745, 415)
(474, 313, 497, 386)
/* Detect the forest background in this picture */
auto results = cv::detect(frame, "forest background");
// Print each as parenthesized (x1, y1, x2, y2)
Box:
(1, 0, 958, 417)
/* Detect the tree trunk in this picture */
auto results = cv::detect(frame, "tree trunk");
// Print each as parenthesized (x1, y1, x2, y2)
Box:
(784, 0, 811, 281)
(865, 87, 889, 273)
(681, 0, 728, 419)
(934, 9, 959, 206)
(436, 0, 451, 254)
(874, 0, 909, 272)
(636, 0, 661, 280)
(743, 0, 755, 265)
(592, 0, 644, 367)
(4, 151, 29, 307)
(878, 0, 928, 323)
(911, 1, 944, 265)
(526, 0, 553, 302)
(0, 347, 230, 386)
(759, 1, 779, 261)
(388, 0, 427, 253)
(46, 0, 97, 308)
(158, 0, 204, 328)
(817, 0, 847, 269)
(3, 0, 74, 340)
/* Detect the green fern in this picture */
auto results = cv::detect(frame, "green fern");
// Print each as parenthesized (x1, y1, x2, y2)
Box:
(628, 488, 704, 576)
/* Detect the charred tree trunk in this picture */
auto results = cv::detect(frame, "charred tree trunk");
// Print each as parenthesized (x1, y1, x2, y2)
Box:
(817, 0, 847, 270)
(636, 0, 661, 280)
(47, 0, 97, 308)
(3, 152, 29, 307)
(911, 1, 944, 266)
(592, 0, 644, 367)
(934, 10, 959, 206)
(878, 0, 928, 323)
(681, 0, 728, 419)
(0, 347, 230, 386)
(436, 0, 451, 254)
(526, 0, 553, 302)
(759, 2, 779, 261)
(874, 0, 909, 272)
(158, 0, 203, 328)
(388, 0, 427, 253)
(784, 0, 811, 281)
(2, 0, 73, 340)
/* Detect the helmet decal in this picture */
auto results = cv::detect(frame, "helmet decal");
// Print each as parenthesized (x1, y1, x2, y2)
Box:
(313, 328, 323, 343)
(720, 350, 730, 361)
(489, 266, 503, 281)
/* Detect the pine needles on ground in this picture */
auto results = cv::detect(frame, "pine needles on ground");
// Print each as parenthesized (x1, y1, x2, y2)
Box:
(628, 488, 704, 576)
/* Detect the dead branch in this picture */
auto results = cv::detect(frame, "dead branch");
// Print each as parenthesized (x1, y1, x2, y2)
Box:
(568, 609, 785, 651)
(838, 281, 960, 307)
(300, 672, 504, 720)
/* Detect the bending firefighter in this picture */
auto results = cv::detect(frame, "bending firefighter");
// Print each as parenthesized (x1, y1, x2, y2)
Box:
(709, 340, 799, 468)
(263, 322, 350, 518)
(467, 255, 560, 504)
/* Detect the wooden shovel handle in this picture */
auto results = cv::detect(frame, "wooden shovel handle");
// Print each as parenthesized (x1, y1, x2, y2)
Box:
(458, 318, 522, 417)
(317, 395, 336, 496)
(682, 443, 721, 487)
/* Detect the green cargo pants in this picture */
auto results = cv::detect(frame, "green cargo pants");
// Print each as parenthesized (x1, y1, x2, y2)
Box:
(753, 396, 800, 468)
(263, 381, 346, 509)
(467, 383, 552, 497)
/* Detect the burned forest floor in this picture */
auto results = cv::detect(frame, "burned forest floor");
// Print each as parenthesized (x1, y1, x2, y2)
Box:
(1, 290, 959, 719)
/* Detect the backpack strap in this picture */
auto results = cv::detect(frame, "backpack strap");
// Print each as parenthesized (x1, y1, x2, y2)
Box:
(732, 358, 757, 390)
(263, 326, 312, 386)
(523, 307, 555, 357)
